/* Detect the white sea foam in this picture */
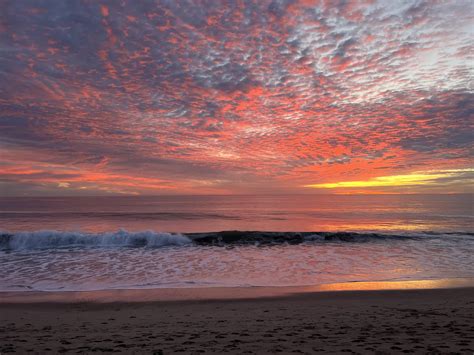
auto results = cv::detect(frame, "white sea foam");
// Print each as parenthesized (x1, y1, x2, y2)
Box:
(0, 229, 191, 250)
(1, 231, 473, 292)
(1, 229, 473, 292)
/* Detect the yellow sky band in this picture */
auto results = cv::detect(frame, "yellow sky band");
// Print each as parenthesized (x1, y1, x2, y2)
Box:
(305, 169, 473, 189)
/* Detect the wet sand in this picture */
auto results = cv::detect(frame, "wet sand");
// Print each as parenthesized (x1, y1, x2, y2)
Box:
(1, 286, 474, 354)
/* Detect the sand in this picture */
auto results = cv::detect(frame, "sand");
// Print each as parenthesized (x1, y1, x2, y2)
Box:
(1, 287, 474, 354)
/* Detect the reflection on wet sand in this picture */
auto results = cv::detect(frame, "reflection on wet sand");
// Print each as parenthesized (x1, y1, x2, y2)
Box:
(1, 278, 473, 304)
(311, 278, 474, 292)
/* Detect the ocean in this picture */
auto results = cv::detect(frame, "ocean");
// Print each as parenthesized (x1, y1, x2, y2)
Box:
(1, 194, 473, 292)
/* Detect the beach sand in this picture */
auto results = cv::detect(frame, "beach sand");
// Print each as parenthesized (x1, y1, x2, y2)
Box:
(1, 286, 473, 354)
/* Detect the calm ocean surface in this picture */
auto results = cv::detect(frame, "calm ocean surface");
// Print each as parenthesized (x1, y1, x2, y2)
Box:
(1, 194, 473, 233)
(1, 194, 473, 291)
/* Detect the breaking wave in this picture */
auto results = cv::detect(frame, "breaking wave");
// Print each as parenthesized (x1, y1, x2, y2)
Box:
(0, 229, 191, 250)
(1, 229, 473, 251)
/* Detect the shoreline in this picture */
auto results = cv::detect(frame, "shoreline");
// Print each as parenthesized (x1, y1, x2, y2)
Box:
(1, 285, 473, 353)
(1, 277, 473, 304)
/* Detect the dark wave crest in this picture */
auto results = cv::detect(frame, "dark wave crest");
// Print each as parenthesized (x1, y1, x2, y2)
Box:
(188, 230, 473, 245)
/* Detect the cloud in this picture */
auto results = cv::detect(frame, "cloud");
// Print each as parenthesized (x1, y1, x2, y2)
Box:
(0, 0, 472, 195)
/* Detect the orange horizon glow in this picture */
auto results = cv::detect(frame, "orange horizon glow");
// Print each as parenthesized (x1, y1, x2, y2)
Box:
(305, 169, 474, 192)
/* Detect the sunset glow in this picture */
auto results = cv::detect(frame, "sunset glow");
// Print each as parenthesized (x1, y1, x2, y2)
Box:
(1, 1, 472, 195)
(305, 169, 474, 190)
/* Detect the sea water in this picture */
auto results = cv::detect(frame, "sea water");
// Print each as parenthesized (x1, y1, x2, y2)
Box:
(1, 194, 473, 291)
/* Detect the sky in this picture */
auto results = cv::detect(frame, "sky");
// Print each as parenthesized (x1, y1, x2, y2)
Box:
(0, 0, 473, 195)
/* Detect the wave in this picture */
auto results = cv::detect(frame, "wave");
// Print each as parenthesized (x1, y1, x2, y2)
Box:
(187, 231, 449, 245)
(1, 229, 472, 251)
(0, 229, 191, 250)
